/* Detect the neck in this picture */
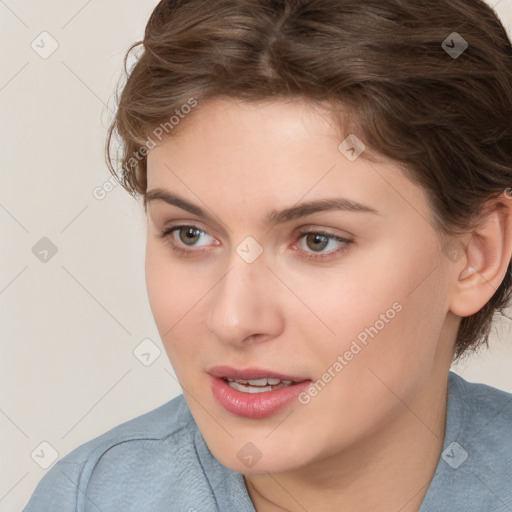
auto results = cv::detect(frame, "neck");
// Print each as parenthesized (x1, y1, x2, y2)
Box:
(244, 370, 449, 512)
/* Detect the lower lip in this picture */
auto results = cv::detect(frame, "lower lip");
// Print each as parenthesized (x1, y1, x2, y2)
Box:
(210, 376, 312, 419)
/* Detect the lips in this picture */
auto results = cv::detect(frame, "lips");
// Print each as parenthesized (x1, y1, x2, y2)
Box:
(208, 365, 312, 418)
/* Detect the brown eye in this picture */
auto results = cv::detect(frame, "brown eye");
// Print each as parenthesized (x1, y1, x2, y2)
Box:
(157, 224, 218, 258)
(295, 230, 353, 260)
(305, 233, 329, 252)
(178, 227, 203, 246)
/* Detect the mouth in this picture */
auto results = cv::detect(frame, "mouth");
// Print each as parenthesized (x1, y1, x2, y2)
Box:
(207, 365, 312, 418)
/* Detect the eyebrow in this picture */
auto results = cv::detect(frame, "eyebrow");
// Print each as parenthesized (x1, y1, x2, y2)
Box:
(144, 188, 378, 226)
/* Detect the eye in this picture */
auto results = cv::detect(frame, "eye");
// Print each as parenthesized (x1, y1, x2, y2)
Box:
(173, 226, 212, 247)
(294, 230, 352, 260)
(157, 224, 218, 256)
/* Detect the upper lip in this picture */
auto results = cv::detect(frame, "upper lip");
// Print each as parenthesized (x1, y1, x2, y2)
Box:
(207, 365, 309, 382)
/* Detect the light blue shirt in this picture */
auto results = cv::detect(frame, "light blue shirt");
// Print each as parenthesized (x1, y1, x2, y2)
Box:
(22, 372, 512, 511)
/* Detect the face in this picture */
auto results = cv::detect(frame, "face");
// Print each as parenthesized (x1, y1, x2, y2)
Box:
(145, 98, 457, 475)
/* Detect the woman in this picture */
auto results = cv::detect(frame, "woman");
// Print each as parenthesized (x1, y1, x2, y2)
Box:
(23, 0, 512, 510)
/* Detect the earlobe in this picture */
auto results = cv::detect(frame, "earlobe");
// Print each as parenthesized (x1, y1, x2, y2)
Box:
(449, 196, 512, 318)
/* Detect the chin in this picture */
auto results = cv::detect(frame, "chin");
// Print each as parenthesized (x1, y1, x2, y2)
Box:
(218, 454, 302, 476)
(204, 433, 312, 476)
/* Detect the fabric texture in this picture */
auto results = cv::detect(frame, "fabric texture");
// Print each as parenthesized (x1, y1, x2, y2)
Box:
(22, 371, 512, 511)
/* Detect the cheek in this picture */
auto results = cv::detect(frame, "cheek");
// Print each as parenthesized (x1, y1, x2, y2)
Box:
(145, 244, 173, 330)
(315, 243, 448, 383)
(144, 244, 200, 353)
(144, 241, 225, 379)
(292, 271, 449, 452)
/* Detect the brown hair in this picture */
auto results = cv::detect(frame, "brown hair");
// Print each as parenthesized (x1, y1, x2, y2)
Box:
(105, 0, 512, 359)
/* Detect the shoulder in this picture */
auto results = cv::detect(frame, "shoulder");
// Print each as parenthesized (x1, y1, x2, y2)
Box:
(420, 372, 512, 512)
(448, 371, 512, 446)
(58, 392, 191, 464)
(450, 370, 512, 413)
(22, 394, 215, 511)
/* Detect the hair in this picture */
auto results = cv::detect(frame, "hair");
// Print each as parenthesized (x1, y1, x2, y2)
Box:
(105, 0, 512, 360)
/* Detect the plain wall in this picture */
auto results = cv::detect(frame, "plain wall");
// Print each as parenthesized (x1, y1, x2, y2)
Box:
(1, 1, 511, 510)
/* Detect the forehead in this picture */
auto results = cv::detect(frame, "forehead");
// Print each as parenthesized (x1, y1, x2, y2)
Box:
(145, 98, 433, 228)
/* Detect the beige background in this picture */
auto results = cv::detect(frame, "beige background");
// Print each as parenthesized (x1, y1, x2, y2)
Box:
(1, 1, 511, 510)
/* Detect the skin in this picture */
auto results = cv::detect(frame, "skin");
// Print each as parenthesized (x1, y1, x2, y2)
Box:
(144, 98, 512, 511)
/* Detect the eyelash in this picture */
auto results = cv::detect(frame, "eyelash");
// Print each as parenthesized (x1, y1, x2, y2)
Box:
(156, 225, 353, 260)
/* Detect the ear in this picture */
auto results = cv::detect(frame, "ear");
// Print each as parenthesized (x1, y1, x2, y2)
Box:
(449, 192, 512, 317)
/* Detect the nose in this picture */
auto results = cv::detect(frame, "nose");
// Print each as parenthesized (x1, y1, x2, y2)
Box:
(206, 253, 284, 347)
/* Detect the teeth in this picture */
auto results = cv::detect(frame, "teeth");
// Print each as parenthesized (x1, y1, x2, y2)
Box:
(225, 377, 294, 386)
(246, 378, 269, 386)
(228, 381, 274, 393)
(225, 377, 296, 393)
